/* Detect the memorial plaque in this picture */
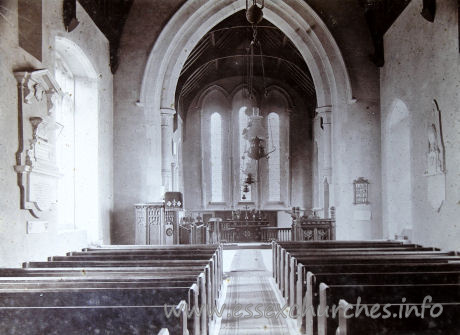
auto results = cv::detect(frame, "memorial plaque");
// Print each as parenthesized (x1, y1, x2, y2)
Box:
(14, 69, 62, 217)
(353, 177, 370, 205)
(28, 173, 57, 212)
(27, 221, 49, 234)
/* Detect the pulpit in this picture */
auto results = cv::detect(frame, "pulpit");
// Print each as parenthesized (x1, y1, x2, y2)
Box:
(291, 209, 336, 241)
(134, 203, 163, 244)
(134, 193, 183, 245)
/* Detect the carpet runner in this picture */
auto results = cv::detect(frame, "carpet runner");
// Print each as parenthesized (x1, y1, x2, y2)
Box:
(218, 249, 292, 335)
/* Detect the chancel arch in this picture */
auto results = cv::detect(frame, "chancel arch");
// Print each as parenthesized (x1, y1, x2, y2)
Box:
(139, 0, 354, 227)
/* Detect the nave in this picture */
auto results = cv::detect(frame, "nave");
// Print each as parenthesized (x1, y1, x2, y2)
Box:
(1, 240, 460, 334)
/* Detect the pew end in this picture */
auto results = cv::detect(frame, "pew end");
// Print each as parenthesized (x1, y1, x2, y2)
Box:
(336, 299, 351, 335)
(318, 282, 330, 335)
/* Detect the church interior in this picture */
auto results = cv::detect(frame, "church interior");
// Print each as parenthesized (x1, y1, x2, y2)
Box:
(0, 0, 459, 334)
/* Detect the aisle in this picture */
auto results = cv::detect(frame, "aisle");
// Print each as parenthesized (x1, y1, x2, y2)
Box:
(217, 249, 294, 335)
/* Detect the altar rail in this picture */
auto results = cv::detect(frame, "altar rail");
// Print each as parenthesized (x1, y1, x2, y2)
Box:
(261, 227, 292, 242)
(179, 224, 206, 244)
(179, 214, 336, 244)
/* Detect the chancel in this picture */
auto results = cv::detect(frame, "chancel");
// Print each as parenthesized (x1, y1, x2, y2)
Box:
(0, 0, 459, 334)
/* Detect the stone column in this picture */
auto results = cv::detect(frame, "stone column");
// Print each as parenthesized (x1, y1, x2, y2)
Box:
(316, 107, 332, 218)
(161, 108, 175, 191)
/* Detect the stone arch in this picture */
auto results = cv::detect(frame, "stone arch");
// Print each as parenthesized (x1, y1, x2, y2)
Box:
(195, 84, 230, 109)
(265, 85, 294, 105)
(230, 84, 256, 106)
(139, 0, 353, 112)
(55, 36, 98, 79)
(261, 85, 293, 114)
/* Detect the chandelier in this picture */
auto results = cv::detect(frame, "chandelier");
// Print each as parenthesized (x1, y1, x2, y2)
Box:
(241, 0, 275, 201)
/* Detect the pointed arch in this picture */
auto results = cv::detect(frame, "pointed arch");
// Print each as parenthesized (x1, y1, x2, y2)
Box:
(139, 0, 353, 111)
(199, 86, 230, 207)
(195, 84, 230, 109)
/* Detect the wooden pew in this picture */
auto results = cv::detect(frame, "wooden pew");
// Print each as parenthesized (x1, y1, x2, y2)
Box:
(85, 244, 218, 250)
(304, 270, 460, 335)
(70, 249, 217, 256)
(280, 250, 455, 308)
(290, 256, 459, 326)
(27, 253, 223, 315)
(0, 244, 223, 335)
(0, 284, 195, 335)
(77, 244, 224, 305)
(319, 283, 460, 335)
(286, 250, 454, 300)
(0, 274, 211, 335)
(295, 261, 460, 326)
(0, 299, 189, 335)
(0, 268, 205, 334)
(272, 241, 425, 289)
(284, 252, 458, 301)
(79, 245, 224, 306)
(272, 241, 460, 334)
(336, 299, 460, 334)
(59, 254, 215, 260)
(24, 259, 212, 268)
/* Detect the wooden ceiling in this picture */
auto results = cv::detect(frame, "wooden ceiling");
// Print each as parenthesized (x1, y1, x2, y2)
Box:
(74, 0, 413, 100)
(175, 10, 316, 115)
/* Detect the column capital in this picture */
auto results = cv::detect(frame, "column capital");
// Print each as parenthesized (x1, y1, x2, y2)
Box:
(315, 106, 332, 115)
(315, 106, 332, 124)
(160, 108, 176, 116)
(160, 108, 175, 126)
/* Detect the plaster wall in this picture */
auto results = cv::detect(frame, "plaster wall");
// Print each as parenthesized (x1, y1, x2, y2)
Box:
(306, 0, 382, 239)
(113, 0, 185, 243)
(0, 1, 113, 266)
(381, 0, 460, 250)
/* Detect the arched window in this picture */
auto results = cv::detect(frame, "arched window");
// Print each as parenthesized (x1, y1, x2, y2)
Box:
(210, 112, 223, 202)
(384, 99, 412, 238)
(267, 112, 281, 201)
(55, 53, 75, 230)
(239, 107, 252, 201)
(54, 37, 99, 243)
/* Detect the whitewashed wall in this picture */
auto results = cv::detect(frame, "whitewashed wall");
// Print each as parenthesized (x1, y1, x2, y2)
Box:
(381, 0, 460, 250)
(0, 1, 113, 266)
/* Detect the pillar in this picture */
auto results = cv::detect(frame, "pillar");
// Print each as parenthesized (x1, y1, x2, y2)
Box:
(161, 108, 175, 191)
(316, 106, 332, 218)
